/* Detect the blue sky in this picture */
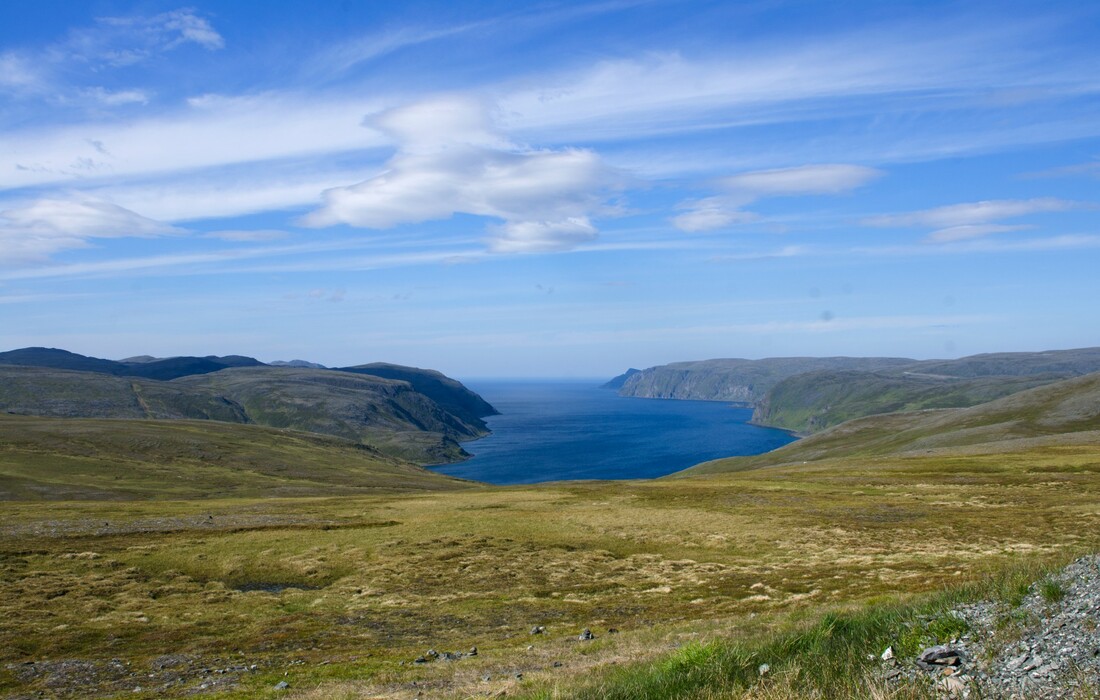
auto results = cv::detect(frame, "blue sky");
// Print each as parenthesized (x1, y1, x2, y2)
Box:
(1, 0, 1098, 378)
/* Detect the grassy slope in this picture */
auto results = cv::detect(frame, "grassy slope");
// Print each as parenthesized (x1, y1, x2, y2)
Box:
(751, 370, 1060, 434)
(690, 370, 1100, 474)
(0, 414, 469, 500)
(3, 443, 1097, 698)
(3, 368, 1100, 698)
(0, 365, 488, 464)
(617, 356, 914, 403)
(616, 349, 1100, 428)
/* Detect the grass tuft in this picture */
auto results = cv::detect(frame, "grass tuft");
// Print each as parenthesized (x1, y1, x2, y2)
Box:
(1038, 577, 1066, 604)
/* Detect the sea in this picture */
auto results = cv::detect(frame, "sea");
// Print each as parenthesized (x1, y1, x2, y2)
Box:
(429, 380, 797, 484)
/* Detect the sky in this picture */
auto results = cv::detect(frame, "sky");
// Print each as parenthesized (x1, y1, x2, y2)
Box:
(1, 0, 1099, 379)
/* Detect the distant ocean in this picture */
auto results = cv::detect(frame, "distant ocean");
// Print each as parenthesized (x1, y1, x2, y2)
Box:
(430, 380, 797, 484)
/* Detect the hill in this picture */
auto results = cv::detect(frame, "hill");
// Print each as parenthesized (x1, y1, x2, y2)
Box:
(0, 346, 265, 380)
(3, 369, 1099, 698)
(686, 370, 1100, 475)
(176, 367, 488, 463)
(616, 356, 914, 403)
(612, 347, 1100, 433)
(601, 367, 641, 389)
(338, 362, 498, 429)
(0, 364, 494, 464)
(0, 414, 468, 500)
(751, 369, 1060, 434)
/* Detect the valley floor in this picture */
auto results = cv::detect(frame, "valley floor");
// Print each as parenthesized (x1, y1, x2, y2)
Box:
(3, 441, 1100, 698)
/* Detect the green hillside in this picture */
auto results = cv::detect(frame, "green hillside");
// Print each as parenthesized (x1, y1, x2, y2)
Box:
(688, 370, 1100, 474)
(0, 364, 493, 464)
(617, 356, 915, 402)
(338, 362, 498, 428)
(751, 369, 1059, 434)
(0, 414, 469, 500)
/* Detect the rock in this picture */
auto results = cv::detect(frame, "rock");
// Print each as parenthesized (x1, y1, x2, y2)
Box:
(552, 661, 563, 668)
(758, 663, 770, 676)
(881, 646, 894, 661)
(413, 656, 427, 664)
(892, 554, 1100, 698)
(530, 626, 545, 635)
(607, 627, 619, 634)
(1006, 652, 1030, 671)
(481, 673, 491, 682)
(514, 673, 523, 680)
(274, 680, 290, 690)
(426, 649, 439, 659)
(469, 647, 478, 656)
(578, 628, 595, 641)
(939, 674, 968, 696)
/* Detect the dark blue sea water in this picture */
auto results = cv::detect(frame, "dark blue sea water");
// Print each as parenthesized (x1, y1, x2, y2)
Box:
(430, 380, 797, 484)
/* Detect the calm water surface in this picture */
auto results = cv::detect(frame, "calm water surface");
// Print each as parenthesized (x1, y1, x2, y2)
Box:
(431, 380, 796, 484)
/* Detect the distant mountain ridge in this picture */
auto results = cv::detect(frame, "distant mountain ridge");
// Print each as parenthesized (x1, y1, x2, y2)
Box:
(612, 347, 1100, 434)
(0, 347, 497, 465)
(0, 347, 265, 381)
(685, 369, 1100, 476)
(616, 356, 914, 404)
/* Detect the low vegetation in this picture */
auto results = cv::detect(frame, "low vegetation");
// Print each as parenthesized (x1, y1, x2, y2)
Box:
(3, 354, 1100, 698)
(3, 436, 1098, 697)
(751, 369, 1058, 434)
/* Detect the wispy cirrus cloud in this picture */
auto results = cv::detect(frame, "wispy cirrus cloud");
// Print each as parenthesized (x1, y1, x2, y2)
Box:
(0, 52, 42, 92)
(0, 196, 182, 264)
(0, 8, 221, 104)
(863, 197, 1083, 241)
(71, 8, 224, 66)
(302, 96, 624, 253)
(673, 164, 882, 232)
(306, 21, 492, 78)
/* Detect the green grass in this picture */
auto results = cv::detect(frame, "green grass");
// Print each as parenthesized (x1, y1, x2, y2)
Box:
(519, 557, 1080, 700)
(3, 439, 1099, 698)
(0, 414, 469, 500)
(1038, 577, 1067, 604)
(3, 370, 1100, 697)
(754, 369, 1058, 435)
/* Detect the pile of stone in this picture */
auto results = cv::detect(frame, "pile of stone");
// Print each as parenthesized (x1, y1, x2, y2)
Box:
(412, 647, 477, 664)
(882, 554, 1100, 698)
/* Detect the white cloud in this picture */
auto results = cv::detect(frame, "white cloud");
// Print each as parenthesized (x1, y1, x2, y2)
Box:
(158, 9, 225, 50)
(308, 21, 489, 77)
(1, 93, 388, 191)
(82, 87, 150, 106)
(488, 218, 597, 253)
(671, 200, 759, 233)
(925, 223, 1027, 243)
(673, 164, 881, 232)
(863, 197, 1083, 241)
(92, 8, 224, 61)
(720, 164, 883, 196)
(203, 230, 291, 242)
(0, 52, 42, 91)
(302, 96, 623, 253)
(0, 196, 182, 264)
(864, 198, 1078, 228)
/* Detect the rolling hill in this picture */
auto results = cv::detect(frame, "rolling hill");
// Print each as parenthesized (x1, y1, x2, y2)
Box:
(615, 356, 915, 403)
(750, 369, 1061, 434)
(0, 349, 498, 465)
(613, 347, 1100, 433)
(0, 346, 266, 380)
(0, 414, 469, 500)
(685, 370, 1100, 475)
